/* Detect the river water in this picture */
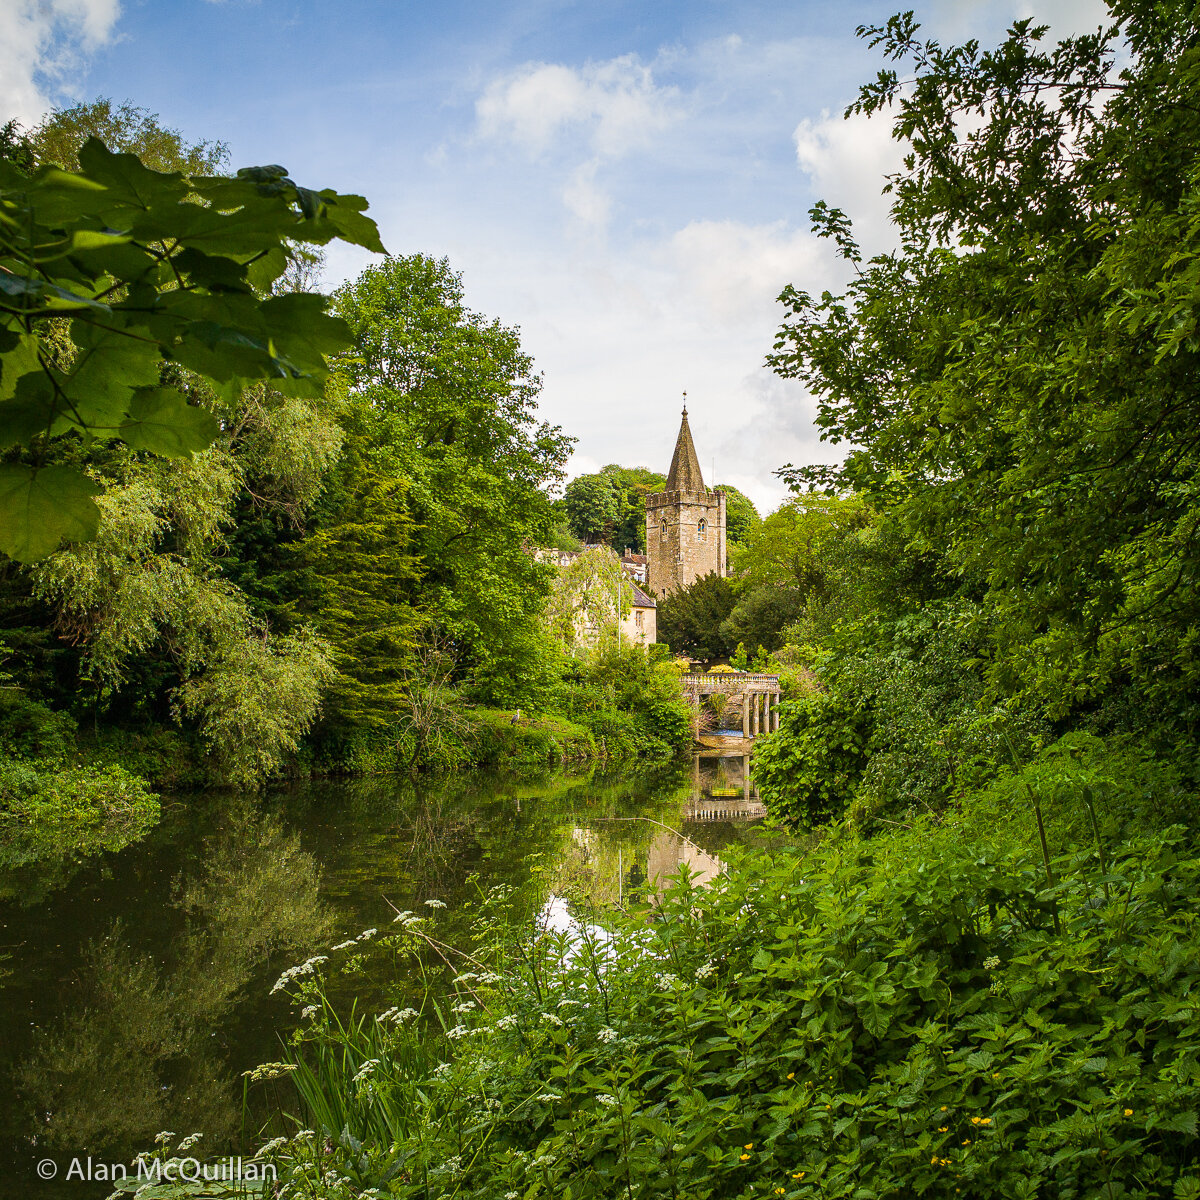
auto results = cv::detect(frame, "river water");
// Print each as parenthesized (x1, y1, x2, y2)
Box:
(0, 754, 764, 1197)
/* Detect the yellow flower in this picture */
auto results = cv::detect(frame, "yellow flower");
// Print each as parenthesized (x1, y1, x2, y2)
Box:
(940, 1105, 948, 1112)
(992, 1072, 1000, 1079)
(938, 1127, 948, 1133)
(792, 1173, 805, 1180)
(979, 1118, 992, 1126)
(739, 1154, 750, 1162)
(774, 1190, 785, 1196)
(787, 1073, 795, 1081)
(744, 1143, 754, 1150)
(962, 1139, 971, 1146)
(1124, 1108, 1133, 1117)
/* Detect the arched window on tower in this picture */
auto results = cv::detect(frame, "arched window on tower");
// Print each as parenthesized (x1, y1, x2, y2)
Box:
(660, 519, 668, 541)
(697, 518, 707, 541)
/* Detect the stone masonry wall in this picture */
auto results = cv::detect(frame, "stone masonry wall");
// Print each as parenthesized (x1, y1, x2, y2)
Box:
(645, 488, 726, 596)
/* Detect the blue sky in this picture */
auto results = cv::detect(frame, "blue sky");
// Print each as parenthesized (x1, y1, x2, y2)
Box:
(3, 0, 1109, 511)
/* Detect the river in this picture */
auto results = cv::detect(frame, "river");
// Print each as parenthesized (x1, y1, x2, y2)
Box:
(0, 754, 764, 1197)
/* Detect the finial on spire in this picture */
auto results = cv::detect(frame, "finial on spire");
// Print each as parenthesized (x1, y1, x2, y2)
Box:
(682, 390, 687, 416)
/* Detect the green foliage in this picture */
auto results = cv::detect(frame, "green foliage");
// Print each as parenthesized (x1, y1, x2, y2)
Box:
(563, 474, 618, 544)
(0, 758, 159, 871)
(301, 419, 421, 734)
(752, 688, 867, 827)
(0, 135, 384, 561)
(543, 545, 633, 655)
(558, 641, 692, 760)
(251, 805, 1200, 1200)
(713, 482, 760, 546)
(656, 572, 737, 660)
(769, 7, 1200, 743)
(756, 603, 1050, 828)
(561, 465, 667, 552)
(28, 99, 228, 175)
(332, 254, 572, 709)
(174, 628, 337, 788)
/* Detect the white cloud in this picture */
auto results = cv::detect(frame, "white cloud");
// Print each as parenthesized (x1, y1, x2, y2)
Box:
(0, 0, 121, 126)
(476, 54, 680, 159)
(666, 219, 834, 326)
(793, 108, 907, 255)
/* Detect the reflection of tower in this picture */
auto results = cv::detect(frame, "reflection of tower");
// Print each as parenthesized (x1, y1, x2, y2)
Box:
(646, 831, 723, 899)
(645, 404, 726, 596)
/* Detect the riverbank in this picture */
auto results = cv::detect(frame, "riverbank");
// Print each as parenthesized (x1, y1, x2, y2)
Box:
(0, 761, 757, 1197)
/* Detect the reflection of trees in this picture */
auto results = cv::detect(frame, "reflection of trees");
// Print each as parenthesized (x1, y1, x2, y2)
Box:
(19, 805, 331, 1157)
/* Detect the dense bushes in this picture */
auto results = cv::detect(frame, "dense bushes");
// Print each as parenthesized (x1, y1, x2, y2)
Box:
(226, 788, 1200, 1200)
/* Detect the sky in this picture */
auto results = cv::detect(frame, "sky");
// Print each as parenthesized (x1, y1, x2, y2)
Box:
(2, 0, 1110, 513)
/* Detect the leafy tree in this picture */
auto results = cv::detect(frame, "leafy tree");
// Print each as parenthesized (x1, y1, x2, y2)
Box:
(769, 4, 1200, 747)
(333, 254, 572, 708)
(561, 465, 667, 552)
(299, 414, 421, 735)
(0, 105, 383, 783)
(563, 474, 618, 544)
(543, 545, 633, 655)
(713, 482, 760, 545)
(27, 99, 227, 174)
(0, 129, 382, 560)
(655, 572, 737, 660)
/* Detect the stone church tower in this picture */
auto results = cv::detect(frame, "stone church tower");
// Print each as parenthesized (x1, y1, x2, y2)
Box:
(645, 406, 726, 596)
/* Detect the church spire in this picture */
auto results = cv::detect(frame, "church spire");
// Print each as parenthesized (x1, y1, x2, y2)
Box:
(666, 399, 706, 493)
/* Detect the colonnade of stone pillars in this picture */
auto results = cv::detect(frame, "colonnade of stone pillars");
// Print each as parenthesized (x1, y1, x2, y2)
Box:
(740, 690, 781, 738)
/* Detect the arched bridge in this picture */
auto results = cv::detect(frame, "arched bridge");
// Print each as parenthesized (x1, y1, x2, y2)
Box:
(681, 673, 782, 739)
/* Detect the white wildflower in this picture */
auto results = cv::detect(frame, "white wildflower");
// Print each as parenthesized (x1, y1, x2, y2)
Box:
(394, 1007, 419, 1023)
(256, 1136, 288, 1156)
(332, 940, 358, 951)
(177, 1133, 203, 1152)
(984, 955, 1001, 970)
(424, 899, 447, 909)
(433, 1063, 452, 1080)
(357, 929, 378, 942)
(446, 1025, 472, 1040)
(696, 961, 717, 980)
(301, 1005, 318, 1020)
(541, 1012, 564, 1027)
(154, 1131, 176, 1146)
(391, 910, 414, 924)
(597, 1026, 618, 1044)
(596, 1094, 619, 1108)
(451, 999, 477, 1014)
(535, 1092, 562, 1103)
(496, 1013, 518, 1030)
(351, 1059, 380, 1084)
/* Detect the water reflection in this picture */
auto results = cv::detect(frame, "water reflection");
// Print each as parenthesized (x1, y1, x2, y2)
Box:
(0, 758, 764, 1196)
(18, 805, 332, 1163)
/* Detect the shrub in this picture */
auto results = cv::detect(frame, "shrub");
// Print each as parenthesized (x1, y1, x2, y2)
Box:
(248, 817, 1200, 1199)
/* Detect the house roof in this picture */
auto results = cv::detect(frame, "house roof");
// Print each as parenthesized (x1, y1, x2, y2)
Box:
(628, 581, 656, 608)
(665, 406, 706, 493)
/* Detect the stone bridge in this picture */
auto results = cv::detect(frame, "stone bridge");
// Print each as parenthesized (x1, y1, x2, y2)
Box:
(681, 673, 782, 738)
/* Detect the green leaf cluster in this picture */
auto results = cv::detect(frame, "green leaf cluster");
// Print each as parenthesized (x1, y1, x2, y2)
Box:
(253, 801, 1200, 1199)
(768, 3, 1200, 745)
(0, 135, 384, 560)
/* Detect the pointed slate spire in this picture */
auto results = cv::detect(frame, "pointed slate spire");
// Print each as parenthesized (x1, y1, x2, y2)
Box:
(666, 402, 706, 493)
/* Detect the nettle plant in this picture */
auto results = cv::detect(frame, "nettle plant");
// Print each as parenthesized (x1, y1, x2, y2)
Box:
(250, 826, 1200, 1200)
(0, 137, 383, 561)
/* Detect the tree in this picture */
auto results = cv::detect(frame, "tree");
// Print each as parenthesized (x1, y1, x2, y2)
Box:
(769, 4, 1200, 741)
(563, 474, 618, 544)
(714, 483, 760, 545)
(543, 545, 633, 655)
(333, 254, 573, 707)
(655, 572, 737, 660)
(0, 128, 383, 560)
(1, 104, 384, 783)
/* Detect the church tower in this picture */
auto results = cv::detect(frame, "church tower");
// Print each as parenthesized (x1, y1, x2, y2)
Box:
(645, 405, 726, 596)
